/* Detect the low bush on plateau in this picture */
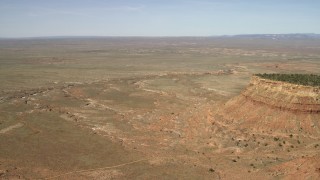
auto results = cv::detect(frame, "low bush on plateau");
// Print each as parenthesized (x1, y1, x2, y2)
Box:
(255, 73, 320, 87)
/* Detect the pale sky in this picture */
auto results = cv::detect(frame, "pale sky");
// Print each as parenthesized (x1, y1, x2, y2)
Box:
(0, 0, 319, 37)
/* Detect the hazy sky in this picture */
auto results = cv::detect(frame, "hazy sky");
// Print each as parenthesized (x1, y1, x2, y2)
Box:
(0, 0, 319, 37)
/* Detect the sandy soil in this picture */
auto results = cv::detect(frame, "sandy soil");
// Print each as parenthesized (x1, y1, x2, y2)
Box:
(0, 37, 320, 179)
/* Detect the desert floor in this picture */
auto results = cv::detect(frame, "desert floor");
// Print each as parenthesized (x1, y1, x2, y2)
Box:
(1, 37, 320, 179)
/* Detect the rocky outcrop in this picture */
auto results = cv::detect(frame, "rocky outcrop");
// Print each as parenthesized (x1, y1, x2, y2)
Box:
(215, 75, 320, 136)
(241, 76, 320, 113)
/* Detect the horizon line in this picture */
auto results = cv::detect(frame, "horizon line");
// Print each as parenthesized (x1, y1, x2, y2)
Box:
(0, 33, 319, 39)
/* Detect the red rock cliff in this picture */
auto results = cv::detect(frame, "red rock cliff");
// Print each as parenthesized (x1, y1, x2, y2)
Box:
(242, 76, 320, 113)
(215, 76, 320, 136)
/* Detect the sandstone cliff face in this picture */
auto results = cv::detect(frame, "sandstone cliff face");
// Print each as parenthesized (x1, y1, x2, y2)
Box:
(216, 76, 320, 136)
(242, 76, 320, 113)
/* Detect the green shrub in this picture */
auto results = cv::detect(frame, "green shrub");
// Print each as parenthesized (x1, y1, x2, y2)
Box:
(255, 73, 320, 87)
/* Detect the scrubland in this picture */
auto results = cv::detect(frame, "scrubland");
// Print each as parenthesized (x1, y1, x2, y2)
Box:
(0, 37, 320, 179)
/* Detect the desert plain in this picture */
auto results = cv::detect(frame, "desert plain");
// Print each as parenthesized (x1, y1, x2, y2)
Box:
(0, 36, 320, 179)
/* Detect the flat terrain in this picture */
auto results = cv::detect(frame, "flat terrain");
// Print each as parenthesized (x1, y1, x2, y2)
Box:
(0, 37, 320, 179)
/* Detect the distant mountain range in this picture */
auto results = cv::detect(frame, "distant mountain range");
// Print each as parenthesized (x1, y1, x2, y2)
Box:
(0, 34, 320, 40)
(220, 33, 320, 40)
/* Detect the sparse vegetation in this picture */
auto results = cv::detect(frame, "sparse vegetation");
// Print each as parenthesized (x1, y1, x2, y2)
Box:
(1, 37, 320, 179)
(255, 73, 320, 86)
